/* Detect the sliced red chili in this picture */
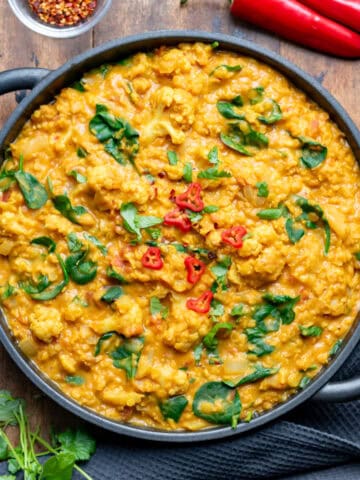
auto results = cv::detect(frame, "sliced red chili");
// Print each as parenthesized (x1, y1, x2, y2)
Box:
(141, 247, 163, 270)
(221, 226, 247, 248)
(186, 290, 213, 314)
(184, 256, 206, 284)
(176, 183, 204, 212)
(164, 208, 192, 232)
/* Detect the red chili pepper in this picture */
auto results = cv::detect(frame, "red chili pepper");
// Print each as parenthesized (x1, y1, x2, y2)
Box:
(186, 290, 213, 314)
(164, 208, 192, 232)
(176, 183, 205, 212)
(221, 226, 247, 248)
(141, 247, 163, 270)
(230, 0, 360, 58)
(184, 256, 206, 284)
(300, 0, 360, 33)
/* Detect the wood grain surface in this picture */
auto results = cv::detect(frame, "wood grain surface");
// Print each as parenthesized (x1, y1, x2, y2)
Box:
(0, 0, 359, 432)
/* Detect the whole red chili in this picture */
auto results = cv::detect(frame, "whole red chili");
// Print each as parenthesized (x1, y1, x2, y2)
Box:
(184, 256, 206, 284)
(141, 247, 163, 270)
(221, 226, 247, 248)
(176, 183, 205, 212)
(164, 208, 192, 232)
(300, 0, 360, 33)
(28, 0, 97, 27)
(186, 290, 213, 314)
(230, 0, 360, 58)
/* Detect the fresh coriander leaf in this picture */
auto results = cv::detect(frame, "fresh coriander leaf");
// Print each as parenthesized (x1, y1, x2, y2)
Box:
(83, 233, 108, 255)
(0, 390, 23, 426)
(183, 162, 193, 182)
(167, 151, 178, 165)
(65, 375, 85, 386)
(194, 343, 203, 365)
(136, 215, 163, 230)
(210, 255, 232, 291)
(299, 325, 323, 337)
(210, 64, 242, 76)
(101, 286, 123, 303)
(0, 436, 8, 461)
(258, 100, 282, 124)
(159, 396, 188, 422)
(31, 236, 56, 253)
(67, 233, 83, 252)
(249, 86, 264, 105)
(208, 146, 219, 165)
(193, 381, 241, 428)
(187, 210, 203, 223)
(198, 167, 232, 180)
(150, 297, 168, 319)
(0, 475, 16, 480)
(217, 101, 245, 120)
(146, 227, 162, 240)
(120, 202, 163, 241)
(285, 218, 305, 243)
(67, 170, 87, 184)
(55, 428, 96, 461)
(223, 364, 279, 387)
(203, 322, 233, 350)
(52, 194, 87, 224)
(256, 181, 269, 198)
(76, 147, 88, 158)
(210, 299, 225, 317)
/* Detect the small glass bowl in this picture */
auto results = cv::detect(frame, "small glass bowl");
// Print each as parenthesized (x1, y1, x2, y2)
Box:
(7, 0, 112, 38)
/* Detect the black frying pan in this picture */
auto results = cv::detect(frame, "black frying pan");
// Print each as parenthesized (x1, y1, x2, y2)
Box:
(0, 31, 360, 442)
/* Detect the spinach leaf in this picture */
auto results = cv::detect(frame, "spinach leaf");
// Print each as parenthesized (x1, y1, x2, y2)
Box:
(249, 86, 264, 105)
(150, 297, 168, 319)
(299, 325, 323, 337)
(203, 205, 219, 214)
(208, 146, 219, 165)
(120, 202, 163, 241)
(110, 336, 145, 379)
(355, 252, 360, 261)
(167, 151, 178, 165)
(19, 274, 50, 295)
(67, 233, 83, 252)
(65, 376, 85, 386)
(67, 170, 87, 184)
(54, 428, 96, 461)
(70, 79, 86, 92)
(31, 236, 56, 253)
(245, 328, 275, 357)
(285, 218, 305, 243)
(30, 254, 69, 300)
(203, 322, 233, 350)
(210, 41, 219, 49)
(256, 181, 269, 198)
(231, 95, 243, 106)
(258, 100, 282, 124)
(198, 167, 231, 180)
(192, 382, 241, 428)
(14, 170, 48, 209)
(52, 194, 87, 224)
(262, 293, 300, 325)
(159, 395, 188, 422)
(217, 101, 245, 120)
(94, 331, 120, 356)
(230, 304, 244, 318)
(223, 363, 279, 387)
(210, 64, 242, 76)
(220, 133, 251, 156)
(83, 233, 107, 255)
(210, 255, 232, 292)
(299, 376, 311, 389)
(329, 339, 342, 356)
(76, 147, 88, 158)
(295, 196, 331, 254)
(101, 286, 123, 303)
(297, 136, 327, 169)
(40, 452, 75, 480)
(65, 250, 97, 285)
(0, 284, 15, 302)
(106, 266, 128, 284)
(220, 120, 268, 156)
(183, 162, 193, 182)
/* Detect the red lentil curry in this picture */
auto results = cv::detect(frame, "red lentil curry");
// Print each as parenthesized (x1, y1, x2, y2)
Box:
(1, 43, 359, 431)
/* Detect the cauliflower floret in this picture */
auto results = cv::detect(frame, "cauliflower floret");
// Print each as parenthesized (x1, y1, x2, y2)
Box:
(154, 48, 192, 75)
(0, 211, 35, 237)
(87, 163, 151, 210)
(92, 295, 144, 337)
(102, 385, 143, 407)
(44, 214, 73, 235)
(29, 306, 63, 343)
(162, 294, 212, 352)
(63, 302, 83, 322)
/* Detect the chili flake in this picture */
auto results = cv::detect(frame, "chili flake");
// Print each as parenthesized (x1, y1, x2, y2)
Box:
(28, 0, 97, 27)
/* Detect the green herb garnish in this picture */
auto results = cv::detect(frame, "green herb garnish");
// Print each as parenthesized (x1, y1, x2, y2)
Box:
(258, 100, 282, 124)
(256, 181, 269, 198)
(167, 151, 178, 166)
(159, 396, 188, 422)
(150, 297, 168, 319)
(67, 170, 87, 184)
(223, 364, 279, 388)
(120, 202, 163, 241)
(299, 325, 323, 337)
(52, 194, 87, 225)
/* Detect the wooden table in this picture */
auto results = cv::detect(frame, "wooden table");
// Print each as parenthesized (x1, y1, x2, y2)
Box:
(0, 0, 359, 431)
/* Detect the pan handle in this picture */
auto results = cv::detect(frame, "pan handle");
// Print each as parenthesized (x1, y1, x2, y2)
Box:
(0, 68, 51, 95)
(313, 377, 360, 402)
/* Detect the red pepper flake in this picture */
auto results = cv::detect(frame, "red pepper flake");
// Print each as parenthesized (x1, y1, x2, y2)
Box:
(186, 290, 213, 314)
(221, 226, 247, 248)
(164, 208, 192, 232)
(176, 183, 204, 212)
(184, 256, 206, 284)
(141, 247, 163, 270)
(28, 0, 97, 27)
